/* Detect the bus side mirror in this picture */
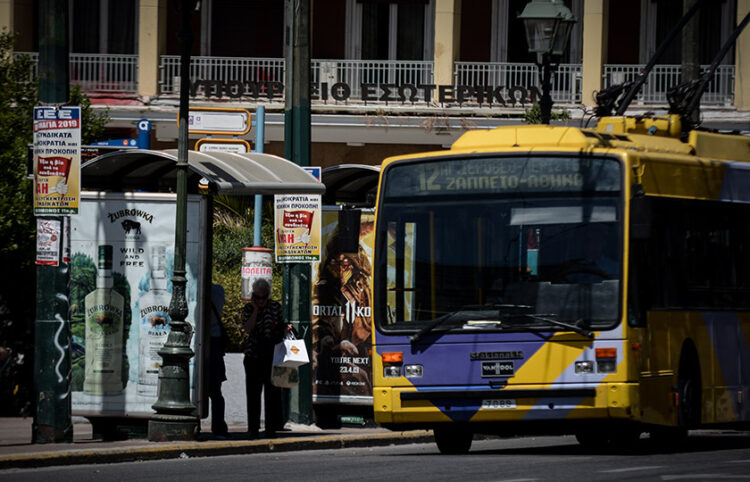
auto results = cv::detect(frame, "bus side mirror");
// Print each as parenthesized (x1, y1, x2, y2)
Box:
(630, 195, 652, 240)
(339, 207, 362, 253)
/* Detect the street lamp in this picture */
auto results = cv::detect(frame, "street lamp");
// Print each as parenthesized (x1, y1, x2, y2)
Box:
(147, 0, 199, 441)
(519, 0, 576, 124)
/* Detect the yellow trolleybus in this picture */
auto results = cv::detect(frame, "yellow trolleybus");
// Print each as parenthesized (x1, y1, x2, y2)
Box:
(371, 115, 750, 453)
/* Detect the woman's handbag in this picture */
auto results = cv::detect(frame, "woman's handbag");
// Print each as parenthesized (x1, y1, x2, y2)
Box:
(272, 332, 310, 368)
(270, 365, 299, 388)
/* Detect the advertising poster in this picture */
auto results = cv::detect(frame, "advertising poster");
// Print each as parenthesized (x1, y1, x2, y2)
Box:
(35, 218, 62, 266)
(274, 194, 322, 262)
(69, 192, 205, 417)
(311, 209, 375, 403)
(33, 106, 81, 215)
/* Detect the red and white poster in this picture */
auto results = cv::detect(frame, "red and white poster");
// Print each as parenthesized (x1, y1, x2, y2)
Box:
(36, 218, 62, 266)
(274, 194, 322, 262)
(33, 106, 81, 215)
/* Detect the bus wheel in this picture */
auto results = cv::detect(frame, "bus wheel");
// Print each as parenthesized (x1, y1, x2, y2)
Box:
(649, 426, 688, 448)
(575, 429, 609, 450)
(434, 426, 473, 454)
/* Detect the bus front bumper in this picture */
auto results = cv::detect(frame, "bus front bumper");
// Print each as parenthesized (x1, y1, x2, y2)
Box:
(373, 383, 640, 427)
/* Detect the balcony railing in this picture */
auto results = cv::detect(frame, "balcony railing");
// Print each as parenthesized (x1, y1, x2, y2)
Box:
(160, 56, 434, 102)
(603, 64, 735, 105)
(312, 59, 434, 101)
(160, 55, 286, 98)
(15, 52, 738, 108)
(14, 52, 138, 93)
(454, 62, 582, 105)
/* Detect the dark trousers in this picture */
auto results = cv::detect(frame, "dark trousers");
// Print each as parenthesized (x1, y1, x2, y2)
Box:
(209, 336, 228, 435)
(244, 353, 281, 435)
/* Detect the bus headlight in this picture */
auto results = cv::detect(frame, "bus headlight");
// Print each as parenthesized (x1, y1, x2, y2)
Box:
(575, 361, 595, 374)
(383, 366, 401, 377)
(403, 364, 423, 378)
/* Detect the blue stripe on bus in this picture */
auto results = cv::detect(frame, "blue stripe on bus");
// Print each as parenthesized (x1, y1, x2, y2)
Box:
(703, 312, 750, 421)
(378, 333, 553, 421)
(719, 163, 750, 203)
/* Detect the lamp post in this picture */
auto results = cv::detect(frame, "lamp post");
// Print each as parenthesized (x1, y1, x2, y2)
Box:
(519, 0, 576, 124)
(147, 0, 199, 441)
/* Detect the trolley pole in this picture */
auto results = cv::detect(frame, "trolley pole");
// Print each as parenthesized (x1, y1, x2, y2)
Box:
(33, 0, 73, 444)
(283, 0, 313, 425)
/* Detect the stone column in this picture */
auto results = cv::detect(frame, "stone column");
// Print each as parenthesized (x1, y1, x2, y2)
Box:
(736, 0, 750, 111)
(0, 0, 12, 37)
(433, 0, 461, 87)
(138, 0, 167, 99)
(581, 0, 608, 107)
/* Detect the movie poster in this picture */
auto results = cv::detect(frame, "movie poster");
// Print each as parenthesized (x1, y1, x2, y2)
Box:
(311, 210, 375, 403)
(69, 192, 206, 417)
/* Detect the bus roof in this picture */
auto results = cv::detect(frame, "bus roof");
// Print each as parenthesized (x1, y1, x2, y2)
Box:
(384, 118, 749, 165)
(379, 119, 750, 203)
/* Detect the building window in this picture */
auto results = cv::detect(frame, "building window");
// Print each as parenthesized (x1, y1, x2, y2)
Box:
(350, 0, 432, 60)
(71, 0, 135, 54)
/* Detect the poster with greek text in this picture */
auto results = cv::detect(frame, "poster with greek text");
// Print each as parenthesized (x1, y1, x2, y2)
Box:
(69, 192, 206, 417)
(311, 209, 374, 404)
(33, 106, 81, 215)
(274, 194, 322, 262)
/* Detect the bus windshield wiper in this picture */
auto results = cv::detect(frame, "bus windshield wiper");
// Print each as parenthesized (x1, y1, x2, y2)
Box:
(516, 313, 593, 338)
(409, 306, 514, 343)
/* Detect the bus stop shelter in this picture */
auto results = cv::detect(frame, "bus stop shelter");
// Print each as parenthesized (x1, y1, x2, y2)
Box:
(82, 149, 325, 195)
(72, 149, 324, 426)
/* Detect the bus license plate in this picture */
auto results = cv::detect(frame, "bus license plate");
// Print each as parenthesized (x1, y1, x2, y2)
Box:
(481, 399, 517, 409)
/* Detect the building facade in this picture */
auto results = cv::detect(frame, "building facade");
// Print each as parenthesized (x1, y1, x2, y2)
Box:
(2, 0, 749, 167)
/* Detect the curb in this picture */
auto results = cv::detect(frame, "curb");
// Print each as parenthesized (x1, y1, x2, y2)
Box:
(0, 431, 434, 470)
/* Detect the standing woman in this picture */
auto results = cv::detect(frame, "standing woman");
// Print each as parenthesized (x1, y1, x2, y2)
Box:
(242, 278, 286, 438)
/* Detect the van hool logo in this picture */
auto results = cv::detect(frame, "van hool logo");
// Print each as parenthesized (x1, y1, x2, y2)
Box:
(313, 300, 371, 324)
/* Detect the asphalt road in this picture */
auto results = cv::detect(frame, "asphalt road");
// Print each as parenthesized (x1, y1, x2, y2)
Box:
(3, 431, 750, 481)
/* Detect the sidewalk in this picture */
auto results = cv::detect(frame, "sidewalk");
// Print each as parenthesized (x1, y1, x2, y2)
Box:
(0, 417, 433, 470)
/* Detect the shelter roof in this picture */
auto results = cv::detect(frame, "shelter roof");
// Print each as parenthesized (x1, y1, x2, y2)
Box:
(81, 149, 325, 195)
(321, 164, 380, 206)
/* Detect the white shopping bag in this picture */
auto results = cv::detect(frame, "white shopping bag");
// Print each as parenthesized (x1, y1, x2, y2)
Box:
(272, 333, 309, 367)
(270, 365, 299, 388)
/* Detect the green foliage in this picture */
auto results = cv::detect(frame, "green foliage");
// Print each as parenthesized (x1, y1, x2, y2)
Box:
(0, 30, 109, 332)
(0, 32, 37, 323)
(522, 102, 571, 124)
(212, 197, 282, 352)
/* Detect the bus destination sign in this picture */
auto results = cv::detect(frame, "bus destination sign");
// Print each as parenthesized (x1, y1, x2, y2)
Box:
(384, 157, 620, 197)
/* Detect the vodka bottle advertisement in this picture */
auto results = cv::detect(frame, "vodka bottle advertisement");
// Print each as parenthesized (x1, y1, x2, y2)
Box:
(69, 193, 205, 416)
(83, 244, 125, 395)
(136, 245, 171, 396)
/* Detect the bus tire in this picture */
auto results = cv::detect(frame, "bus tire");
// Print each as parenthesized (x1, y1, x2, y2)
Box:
(575, 429, 609, 450)
(434, 426, 473, 454)
(677, 344, 701, 430)
(649, 426, 687, 448)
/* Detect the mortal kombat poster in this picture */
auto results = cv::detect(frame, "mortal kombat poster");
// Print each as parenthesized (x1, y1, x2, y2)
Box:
(311, 210, 375, 401)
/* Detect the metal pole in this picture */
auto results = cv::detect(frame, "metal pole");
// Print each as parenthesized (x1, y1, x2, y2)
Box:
(33, 0, 72, 444)
(283, 0, 313, 425)
(539, 53, 553, 125)
(253, 106, 265, 246)
(148, 0, 199, 441)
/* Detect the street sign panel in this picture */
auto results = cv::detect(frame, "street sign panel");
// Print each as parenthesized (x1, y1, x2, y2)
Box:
(184, 107, 251, 135)
(195, 138, 250, 153)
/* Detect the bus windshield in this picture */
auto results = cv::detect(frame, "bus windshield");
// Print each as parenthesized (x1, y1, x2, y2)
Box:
(375, 155, 623, 335)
